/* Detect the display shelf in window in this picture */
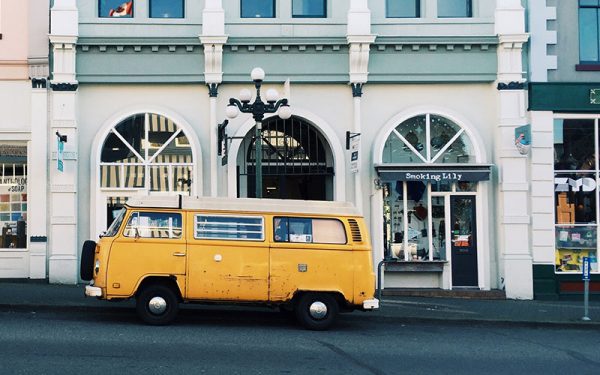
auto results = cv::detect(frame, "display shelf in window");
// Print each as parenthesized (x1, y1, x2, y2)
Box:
(555, 226, 597, 249)
(555, 248, 598, 273)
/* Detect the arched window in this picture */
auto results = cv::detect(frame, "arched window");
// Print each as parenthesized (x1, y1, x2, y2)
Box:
(237, 116, 334, 200)
(100, 113, 193, 194)
(382, 114, 475, 164)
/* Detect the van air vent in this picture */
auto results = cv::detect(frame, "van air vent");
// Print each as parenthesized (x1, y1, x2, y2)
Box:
(348, 219, 362, 243)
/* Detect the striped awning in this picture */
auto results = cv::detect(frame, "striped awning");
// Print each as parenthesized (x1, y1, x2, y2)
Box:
(149, 113, 177, 133)
(100, 154, 193, 191)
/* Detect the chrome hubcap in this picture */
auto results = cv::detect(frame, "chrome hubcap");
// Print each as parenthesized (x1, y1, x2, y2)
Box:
(148, 296, 167, 315)
(308, 301, 328, 320)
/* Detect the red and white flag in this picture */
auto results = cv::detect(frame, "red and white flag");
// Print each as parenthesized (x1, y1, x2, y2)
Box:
(109, 1, 133, 17)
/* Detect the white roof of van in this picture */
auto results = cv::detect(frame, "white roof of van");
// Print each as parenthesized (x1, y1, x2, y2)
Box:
(125, 196, 361, 217)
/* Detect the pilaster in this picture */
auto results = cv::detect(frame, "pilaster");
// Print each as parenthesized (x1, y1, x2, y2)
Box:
(201, 0, 227, 198)
(49, 0, 79, 284)
(28, 63, 49, 278)
(495, 1, 532, 299)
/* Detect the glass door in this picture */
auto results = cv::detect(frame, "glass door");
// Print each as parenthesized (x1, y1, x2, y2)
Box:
(450, 195, 478, 287)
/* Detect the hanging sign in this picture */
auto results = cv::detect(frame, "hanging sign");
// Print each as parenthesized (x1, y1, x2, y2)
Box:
(347, 131, 360, 173)
(57, 137, 64, 172)
(514, 124, 531, 155)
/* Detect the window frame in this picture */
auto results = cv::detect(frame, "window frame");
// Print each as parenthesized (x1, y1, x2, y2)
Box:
(292, 0, 327, 18)
(437, 0, 472, 18)
(578, 0, 600, 65)
(240, 0, 276, 18)
(123, 211, 183, 239)
(553, 116, 600, 274)
(386, 0, 421, 19)
(273, 216, 348, 245)
(149, 0, 185, 19)
(195, 214, 265, 241)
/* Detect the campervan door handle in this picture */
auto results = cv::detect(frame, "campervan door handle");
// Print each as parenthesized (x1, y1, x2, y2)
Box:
(172, 252, 186, 257)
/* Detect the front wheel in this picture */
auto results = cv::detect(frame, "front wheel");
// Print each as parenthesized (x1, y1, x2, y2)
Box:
(294, 293, 339, 331)
(136, 284, 179, 325)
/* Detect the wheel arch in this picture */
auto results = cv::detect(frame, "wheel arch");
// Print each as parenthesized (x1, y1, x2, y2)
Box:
(135, 275, 184, 302)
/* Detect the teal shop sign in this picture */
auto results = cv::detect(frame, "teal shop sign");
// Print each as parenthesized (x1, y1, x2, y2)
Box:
(591, 89, 600, 105)
(56, 132, 67, 172)
(57, 138, 64, 172)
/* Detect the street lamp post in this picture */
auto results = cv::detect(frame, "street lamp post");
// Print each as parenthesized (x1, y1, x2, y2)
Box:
(226, 67, 292, 198)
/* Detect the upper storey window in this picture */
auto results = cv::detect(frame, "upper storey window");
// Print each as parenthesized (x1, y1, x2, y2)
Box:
(438, 0, 471, 18)
(386, 0, 420, 18)
(241, 0, 275, 18)
(99, 0, 134, 18)
(292, 0, 326, 18)
(150, 0, 184, 18)
(579, 0, 600, 63)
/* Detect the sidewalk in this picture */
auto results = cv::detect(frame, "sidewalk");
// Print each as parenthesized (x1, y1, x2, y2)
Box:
(1, 281, 599, 327)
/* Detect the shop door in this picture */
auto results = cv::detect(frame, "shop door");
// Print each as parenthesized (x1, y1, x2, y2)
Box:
(450, 196, 478, 287)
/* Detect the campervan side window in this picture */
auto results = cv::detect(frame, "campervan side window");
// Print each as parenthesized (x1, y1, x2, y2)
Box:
(273, 217, 347, 244)
(124, 212, 182, 239)
(195, 215, 264, 241)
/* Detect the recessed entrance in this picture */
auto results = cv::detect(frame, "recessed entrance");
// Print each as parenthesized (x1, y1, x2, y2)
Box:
(237, 116, 334, 200)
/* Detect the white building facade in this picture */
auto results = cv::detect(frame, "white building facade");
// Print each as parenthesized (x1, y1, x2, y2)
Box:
(3, 0, 541, 300)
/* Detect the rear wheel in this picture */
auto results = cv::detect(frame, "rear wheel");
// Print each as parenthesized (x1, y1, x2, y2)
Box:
(79, 240, 96, 281)
(294, 293, 339, 331)
(136, 284, 179, 325)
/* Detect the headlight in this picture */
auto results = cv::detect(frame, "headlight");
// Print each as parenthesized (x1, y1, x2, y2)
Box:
(94, 259, 100, 274)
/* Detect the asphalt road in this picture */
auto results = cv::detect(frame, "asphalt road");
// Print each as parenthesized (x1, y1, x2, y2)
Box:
(0, 307, 599, 375)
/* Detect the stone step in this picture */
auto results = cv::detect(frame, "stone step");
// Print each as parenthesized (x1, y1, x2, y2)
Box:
(382, 288, 507, 299)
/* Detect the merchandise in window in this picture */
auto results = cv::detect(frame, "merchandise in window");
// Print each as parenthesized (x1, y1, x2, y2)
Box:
(386, 0, 420, 18)
(99, 0, 134, 18)
(437, 0, 471, 18)
(0, 144, 27, 249)
(579, 0, 600, 63)
(241, 0, 275, 18)
(150, 0, 184, 18)
(553, 118, 599, 273)
(292, 0, 326, 18)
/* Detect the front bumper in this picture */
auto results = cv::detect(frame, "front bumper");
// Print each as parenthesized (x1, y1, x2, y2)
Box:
(85, 285, 103, 297)
(362, 298, 379, 310)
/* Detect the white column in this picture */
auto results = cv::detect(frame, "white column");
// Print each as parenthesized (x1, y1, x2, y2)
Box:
(495, 1, 532, 299)
(201, 0, 227, 197)
(347, 0, 374, 212)
(28, 78, 49, 279)
(49, 0, 79, 284)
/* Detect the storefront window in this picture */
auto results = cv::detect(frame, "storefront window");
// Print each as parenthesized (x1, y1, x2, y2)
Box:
(380, 114, 483, 263)
(554, 118, 599, 273)
(0, 144, 27, 249)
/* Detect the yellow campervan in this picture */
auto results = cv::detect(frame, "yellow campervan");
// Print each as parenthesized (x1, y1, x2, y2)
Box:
(81, 196, 378, 330)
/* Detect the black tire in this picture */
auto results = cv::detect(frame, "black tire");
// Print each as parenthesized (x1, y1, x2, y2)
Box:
(136, 284, 179, 325)
(294, 293, 339, 331)
(79, 240, 96, 281)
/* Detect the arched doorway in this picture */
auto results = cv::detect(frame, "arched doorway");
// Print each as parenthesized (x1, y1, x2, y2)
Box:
(97, 113, 195, 231)
(376, 113, 489, 288)
(236, 116, 334, 200)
